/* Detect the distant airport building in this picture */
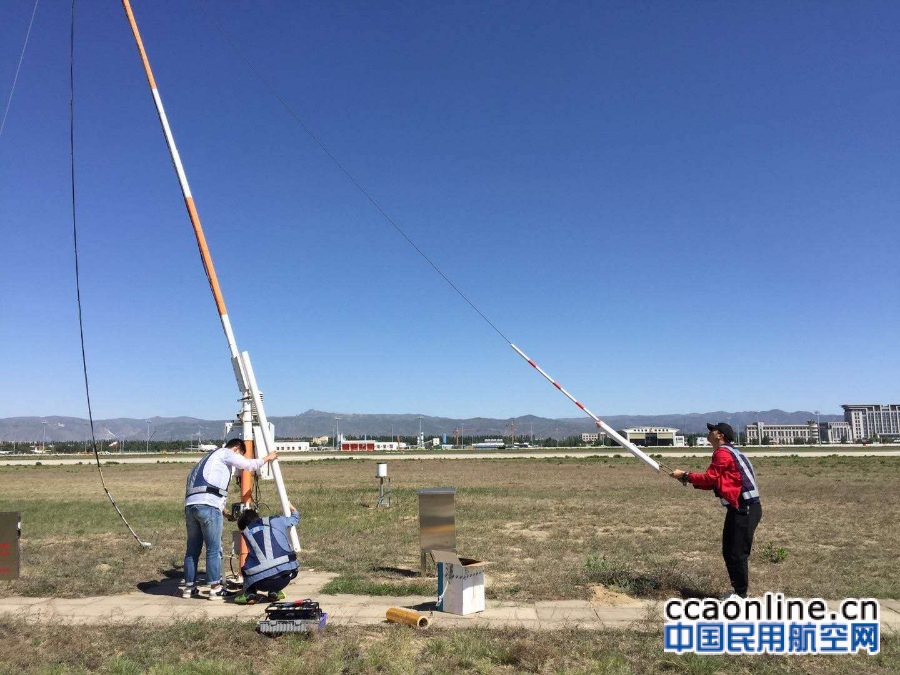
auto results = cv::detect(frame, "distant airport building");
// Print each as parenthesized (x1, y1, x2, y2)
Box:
(472, 438, 505, 449)
(817, 421, 853, 444)
(581, 432, 608, 443)
(744, 422, 815, 445)
(340, 440, 399, 452)
(742, 405, 900, 444)
(622, 427, 684, 447)
(274, 440, 310, 452)
(842, 404, 900, 441)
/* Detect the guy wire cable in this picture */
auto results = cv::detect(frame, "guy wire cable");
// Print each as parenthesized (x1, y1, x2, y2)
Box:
(68, 0, 151, 549)
(0, 0, 40, 142)
(194, 2, 666, 473)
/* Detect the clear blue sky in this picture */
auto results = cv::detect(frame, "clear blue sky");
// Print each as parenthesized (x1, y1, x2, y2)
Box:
(1, 0, 897, 421)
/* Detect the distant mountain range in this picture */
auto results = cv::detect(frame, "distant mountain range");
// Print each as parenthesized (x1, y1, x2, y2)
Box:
(0, 409, 842, 443)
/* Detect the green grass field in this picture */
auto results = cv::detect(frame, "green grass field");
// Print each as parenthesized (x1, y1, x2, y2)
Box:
(1, 455, 897, 673)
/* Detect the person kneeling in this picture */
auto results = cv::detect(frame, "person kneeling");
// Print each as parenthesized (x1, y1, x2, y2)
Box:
(235, 503, 300, 605)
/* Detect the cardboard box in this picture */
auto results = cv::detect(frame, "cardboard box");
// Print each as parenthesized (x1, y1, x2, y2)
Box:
(431, 549, 490, 615)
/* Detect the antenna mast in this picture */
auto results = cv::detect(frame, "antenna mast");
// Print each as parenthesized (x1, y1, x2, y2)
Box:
(119, 1, 299, 551)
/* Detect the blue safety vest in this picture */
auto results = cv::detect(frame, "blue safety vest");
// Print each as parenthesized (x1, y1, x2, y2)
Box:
(185, 450, 229, 500)
(720, 443, 760, 507)
(241, 517, 299, 588)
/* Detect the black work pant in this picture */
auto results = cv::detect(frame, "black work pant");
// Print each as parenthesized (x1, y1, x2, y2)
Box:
(247, 569, 298, 595)
(722, 502, 762, 597)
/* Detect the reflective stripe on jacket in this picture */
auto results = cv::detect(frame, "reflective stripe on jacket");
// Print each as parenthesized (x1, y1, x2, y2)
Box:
(718, 444, 760, 507)
(686, 444, 761, 509)
(185, 450, 230, 500)
(241, 515, 299, 588)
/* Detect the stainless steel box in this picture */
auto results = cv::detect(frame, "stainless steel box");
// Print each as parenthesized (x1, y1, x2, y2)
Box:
(418, 488, 456, 574)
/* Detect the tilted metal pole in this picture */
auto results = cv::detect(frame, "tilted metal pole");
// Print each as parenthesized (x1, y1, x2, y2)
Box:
(120, 1, 299, 547)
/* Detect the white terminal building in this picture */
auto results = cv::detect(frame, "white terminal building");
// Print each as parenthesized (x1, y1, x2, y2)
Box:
(745, 422, 823, 445)
(274, 440, 311, 452)
(842, 404, 900, 441)
(744, 403, 900, 444)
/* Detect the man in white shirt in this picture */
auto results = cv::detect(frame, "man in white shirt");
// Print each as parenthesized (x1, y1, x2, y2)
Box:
(183, 438, 278, 599)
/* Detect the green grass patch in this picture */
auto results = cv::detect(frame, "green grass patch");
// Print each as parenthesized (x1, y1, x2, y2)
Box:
(320, 574, 434, 596)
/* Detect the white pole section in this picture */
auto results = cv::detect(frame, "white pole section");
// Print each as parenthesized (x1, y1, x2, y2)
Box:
(240, 352, 301, 552)
(510, 344, 660, 472)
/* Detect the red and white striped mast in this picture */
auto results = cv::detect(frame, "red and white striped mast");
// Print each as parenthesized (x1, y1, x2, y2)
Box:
(510, 344, 663, 471)
(119, 0, 299, 551)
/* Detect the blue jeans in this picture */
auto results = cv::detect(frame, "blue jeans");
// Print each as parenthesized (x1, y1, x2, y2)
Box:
(184, 504, 223, 587)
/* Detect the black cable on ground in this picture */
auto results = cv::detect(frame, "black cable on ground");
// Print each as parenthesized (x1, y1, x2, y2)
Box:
(69, 0, 150, 549)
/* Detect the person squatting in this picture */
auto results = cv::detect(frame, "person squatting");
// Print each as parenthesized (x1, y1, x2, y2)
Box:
(182, 438, 279, 600)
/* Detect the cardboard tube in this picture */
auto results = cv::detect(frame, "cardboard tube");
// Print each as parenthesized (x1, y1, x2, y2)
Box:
(386, 607, 430, 628)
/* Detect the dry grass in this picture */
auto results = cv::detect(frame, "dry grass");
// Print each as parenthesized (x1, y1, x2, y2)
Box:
(0, 618, 895, 674)
(1, 455, 898, 673)
(1, 455, 898, 601)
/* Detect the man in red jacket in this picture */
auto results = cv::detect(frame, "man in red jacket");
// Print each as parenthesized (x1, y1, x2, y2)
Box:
(671, 422, 762, 599)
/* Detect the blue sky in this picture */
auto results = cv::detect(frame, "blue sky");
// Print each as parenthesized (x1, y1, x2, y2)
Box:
(1, 0, 897, 421)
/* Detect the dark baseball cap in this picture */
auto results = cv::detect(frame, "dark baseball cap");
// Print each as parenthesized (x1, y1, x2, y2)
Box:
(706, 422, 735, 442)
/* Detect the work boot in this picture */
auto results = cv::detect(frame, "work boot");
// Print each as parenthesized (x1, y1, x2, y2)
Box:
(267, 590, 286, 601)
(234, 592, 258, 605)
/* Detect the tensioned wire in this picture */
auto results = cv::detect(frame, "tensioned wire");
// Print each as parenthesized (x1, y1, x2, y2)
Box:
(194, 2, 671, 473)
(194, 1, 513, 348)
(0, 0, 41, 142)
(68, 0, 151, 548)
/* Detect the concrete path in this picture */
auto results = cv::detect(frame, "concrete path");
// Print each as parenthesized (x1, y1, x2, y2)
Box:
(1, 571, 898, 632)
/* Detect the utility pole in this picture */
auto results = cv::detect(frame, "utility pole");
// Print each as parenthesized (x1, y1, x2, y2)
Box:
(334, 417, 341, 450)
(146, 421, 151, 453)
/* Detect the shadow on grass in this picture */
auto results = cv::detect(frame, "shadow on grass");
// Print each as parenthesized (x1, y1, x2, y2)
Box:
(135, 567, 186, 596)
(371, 565, 421, 578)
